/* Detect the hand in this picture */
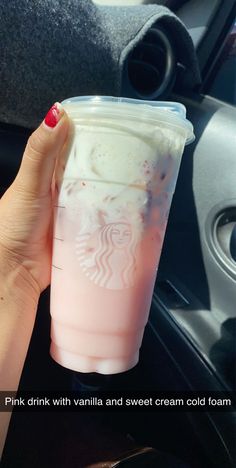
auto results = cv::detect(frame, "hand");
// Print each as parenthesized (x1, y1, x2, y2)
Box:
(0, 103, 71, 300)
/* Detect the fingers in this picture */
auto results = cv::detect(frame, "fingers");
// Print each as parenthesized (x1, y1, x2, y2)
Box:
(14, 103, 71, 198)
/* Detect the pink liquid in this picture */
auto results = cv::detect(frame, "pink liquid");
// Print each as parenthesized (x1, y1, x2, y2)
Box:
(50, 184, 170, 373)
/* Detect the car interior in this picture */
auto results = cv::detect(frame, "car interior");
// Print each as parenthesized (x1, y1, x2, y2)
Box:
(1, 1, 236, 467)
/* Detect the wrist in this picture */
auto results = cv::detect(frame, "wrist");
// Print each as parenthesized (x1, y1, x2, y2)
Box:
(0, 247, 40, 308)
(0, 248, 39, 396)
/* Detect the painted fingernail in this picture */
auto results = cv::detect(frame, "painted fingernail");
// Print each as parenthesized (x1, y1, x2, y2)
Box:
(44, 103, 63, 128)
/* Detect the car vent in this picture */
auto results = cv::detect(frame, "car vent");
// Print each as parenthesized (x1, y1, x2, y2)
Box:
(122, 27, 176, 100)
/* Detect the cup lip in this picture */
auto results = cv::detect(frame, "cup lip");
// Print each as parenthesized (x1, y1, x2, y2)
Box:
(61, 95, 195, 145)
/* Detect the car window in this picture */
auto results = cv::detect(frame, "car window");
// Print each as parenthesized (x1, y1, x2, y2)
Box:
(206, 21, 236, 106)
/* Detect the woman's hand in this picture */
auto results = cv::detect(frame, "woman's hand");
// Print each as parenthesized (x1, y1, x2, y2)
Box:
(0, 103, 70, 301)
(0, 104, 71, 459)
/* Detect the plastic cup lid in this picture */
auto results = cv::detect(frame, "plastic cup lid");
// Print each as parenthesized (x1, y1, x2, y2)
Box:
(62, 96, 195, 145)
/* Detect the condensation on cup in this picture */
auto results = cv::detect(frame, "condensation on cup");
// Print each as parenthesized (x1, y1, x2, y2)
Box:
(50, 96, 194, 374)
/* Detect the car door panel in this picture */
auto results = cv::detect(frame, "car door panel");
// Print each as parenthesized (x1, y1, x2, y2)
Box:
(140, 93, 236, 468)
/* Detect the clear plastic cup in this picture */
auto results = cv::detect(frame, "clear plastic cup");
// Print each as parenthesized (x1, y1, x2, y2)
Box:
(50, 96, 194, 374)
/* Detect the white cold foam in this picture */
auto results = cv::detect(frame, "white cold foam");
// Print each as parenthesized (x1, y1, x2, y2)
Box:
(64, 121, 183, 183)
(57, 120, 184, 235)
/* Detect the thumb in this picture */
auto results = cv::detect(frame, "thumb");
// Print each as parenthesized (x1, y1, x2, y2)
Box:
(14, 103, 70, 198)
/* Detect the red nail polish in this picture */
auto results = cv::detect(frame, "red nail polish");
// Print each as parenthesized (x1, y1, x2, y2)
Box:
(44, 103, 61, 128)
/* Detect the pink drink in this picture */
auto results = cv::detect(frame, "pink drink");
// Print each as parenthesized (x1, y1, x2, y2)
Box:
(50, 97, 194, 374)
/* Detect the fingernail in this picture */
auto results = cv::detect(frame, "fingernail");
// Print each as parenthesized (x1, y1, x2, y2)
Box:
(44, 103, 63, 128)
